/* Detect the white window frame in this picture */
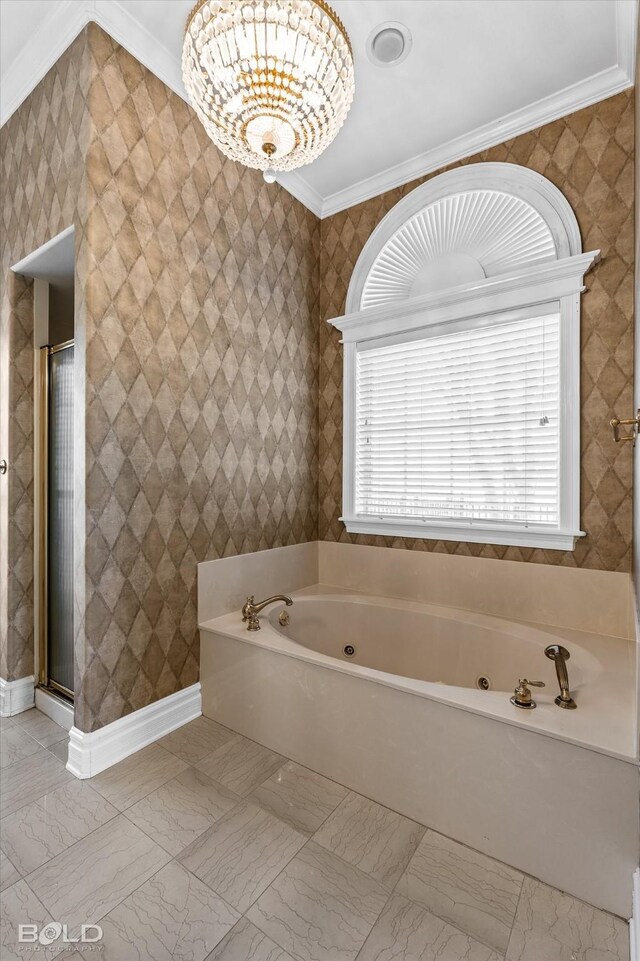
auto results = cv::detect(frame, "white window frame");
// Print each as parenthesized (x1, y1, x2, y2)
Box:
(329, 165, 600, 551)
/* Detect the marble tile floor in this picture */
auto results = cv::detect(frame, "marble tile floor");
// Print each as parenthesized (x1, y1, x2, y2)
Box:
(0, 708, 630, 961)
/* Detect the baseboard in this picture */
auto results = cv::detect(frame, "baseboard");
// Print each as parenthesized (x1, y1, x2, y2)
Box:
(631, 869, 640, 961)
(35, 687, 74, 732)
(0, 676, 35, 717)
(66, 683, 201, 778)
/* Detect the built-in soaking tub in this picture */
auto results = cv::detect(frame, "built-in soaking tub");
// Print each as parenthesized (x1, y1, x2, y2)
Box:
(200, 587, 637, 917)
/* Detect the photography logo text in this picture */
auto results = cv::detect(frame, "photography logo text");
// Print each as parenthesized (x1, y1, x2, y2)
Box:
(18, 922, 103, 951)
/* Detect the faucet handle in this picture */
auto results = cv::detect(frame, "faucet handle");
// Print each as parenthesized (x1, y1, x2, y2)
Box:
(510, 678, 545, 710)
(241, 596, 255, 621)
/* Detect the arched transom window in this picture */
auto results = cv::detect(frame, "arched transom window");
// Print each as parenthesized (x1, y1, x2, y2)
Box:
(330, 163, 599, 549)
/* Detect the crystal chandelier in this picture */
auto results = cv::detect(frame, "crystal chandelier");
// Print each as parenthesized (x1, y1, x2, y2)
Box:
(182, 0, 355, 180)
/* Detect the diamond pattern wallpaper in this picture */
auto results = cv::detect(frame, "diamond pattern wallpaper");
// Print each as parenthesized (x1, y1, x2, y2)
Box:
(77, 26, 319, 730)
(1, 275, 35, 682)
(0, 30, 92, 683)
(319, 91, 634, 572)
(0, 22, 634, 732)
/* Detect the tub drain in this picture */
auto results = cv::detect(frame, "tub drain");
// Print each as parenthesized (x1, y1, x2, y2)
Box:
(476, 675, 491, 691)
(343, 644, 356, 658)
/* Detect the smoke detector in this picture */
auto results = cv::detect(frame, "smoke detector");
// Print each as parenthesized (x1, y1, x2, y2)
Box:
(366, 22, 412, 67)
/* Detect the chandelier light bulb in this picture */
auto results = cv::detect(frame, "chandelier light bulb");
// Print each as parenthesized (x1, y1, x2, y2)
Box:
(182, 0, 355, 173)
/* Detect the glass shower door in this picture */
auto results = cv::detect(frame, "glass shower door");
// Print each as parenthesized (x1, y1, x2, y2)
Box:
(45, 341, 74, 698)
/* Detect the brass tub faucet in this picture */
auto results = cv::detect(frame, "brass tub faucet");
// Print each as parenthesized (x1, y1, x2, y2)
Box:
(242, 594, 293, 631)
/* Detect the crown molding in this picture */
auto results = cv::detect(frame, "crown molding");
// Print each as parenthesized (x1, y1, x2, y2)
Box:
(1, 0, 636, 220)
(318, 0, 637, 218)
(275, 170, 324, 218)
(319, 63, 633, 219)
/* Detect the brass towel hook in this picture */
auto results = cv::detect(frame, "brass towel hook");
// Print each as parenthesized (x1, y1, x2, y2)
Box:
(610, 410, 640, 446)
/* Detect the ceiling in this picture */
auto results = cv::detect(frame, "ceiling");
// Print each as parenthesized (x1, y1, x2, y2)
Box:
(1, 0, 637, 217)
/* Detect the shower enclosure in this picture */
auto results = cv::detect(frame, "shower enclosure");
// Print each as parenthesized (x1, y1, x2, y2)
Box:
(8, 226, 76, 716)
(38, 340, 74, 699)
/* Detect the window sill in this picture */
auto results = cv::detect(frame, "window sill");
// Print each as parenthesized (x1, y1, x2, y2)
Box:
(341, 516, 585, 551)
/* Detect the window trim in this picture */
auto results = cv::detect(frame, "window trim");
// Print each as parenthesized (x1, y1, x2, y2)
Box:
(331, 253, 599, 550)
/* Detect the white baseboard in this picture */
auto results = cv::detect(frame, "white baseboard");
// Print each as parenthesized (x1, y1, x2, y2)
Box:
(67, 683, 201, 778)
(631, 869, 640, 961)
(0, 676, 35, 716)
(35, 687, 74, 732)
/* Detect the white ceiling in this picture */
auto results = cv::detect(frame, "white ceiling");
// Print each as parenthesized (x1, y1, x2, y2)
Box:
(1, 0, 637, 217)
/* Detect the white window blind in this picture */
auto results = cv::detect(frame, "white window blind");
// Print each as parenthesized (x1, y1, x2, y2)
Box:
(355, 312, 560, 528)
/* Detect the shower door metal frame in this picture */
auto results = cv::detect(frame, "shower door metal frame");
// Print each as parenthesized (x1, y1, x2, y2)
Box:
(37, 339, 74, 702)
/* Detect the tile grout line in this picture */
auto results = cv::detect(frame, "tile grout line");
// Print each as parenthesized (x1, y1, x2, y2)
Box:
(116, 761, 244, 852)
(0, 758, 73, 821)
(93, 750, 306, 955)
(3, 737, 233, 892)
(10, 872, 62, 935)
(148, 743, 363, 947)
(247, 824, 403, 961)
(9, 708, 69, 741)
(240, 826, 394, 961)
(18, 815, 176, 939)
(381, 830, 523, 957)
(2, 718, 97, 925)
(3, 803, 123, 890)
(350, 829, 451, 961)
(502, 874, 527, 961)
(2, 780, 100, 829)
(87, 742, 190, 808)
(0, 729, 50, 769)
(234, 775, 410, 959)
(108, 745, 366, 935)
(99, 848, 242, 945)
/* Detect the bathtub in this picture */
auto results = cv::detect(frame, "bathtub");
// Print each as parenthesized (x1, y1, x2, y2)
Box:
(200, 587, 638, 916)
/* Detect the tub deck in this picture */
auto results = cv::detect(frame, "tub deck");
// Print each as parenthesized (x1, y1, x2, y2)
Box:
(200, 585, 636, 763)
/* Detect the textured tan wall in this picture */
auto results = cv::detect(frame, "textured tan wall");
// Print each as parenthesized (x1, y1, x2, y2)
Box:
(0, 30, 91, 682)
(319, 91, 634, 572)
(77, 27, 319, 730)
(1, 276, 34, 681)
